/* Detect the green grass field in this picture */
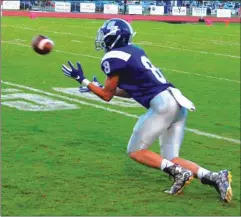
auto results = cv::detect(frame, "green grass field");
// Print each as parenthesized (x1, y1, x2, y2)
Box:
(1, 16, 240, 216)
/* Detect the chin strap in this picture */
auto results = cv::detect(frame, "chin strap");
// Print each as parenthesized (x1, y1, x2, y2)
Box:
(109, 35, 121, 50)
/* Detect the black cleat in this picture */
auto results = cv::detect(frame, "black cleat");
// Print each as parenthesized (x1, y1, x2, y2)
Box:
(164, 164, 194, 195)
(201, 170, 232, 202)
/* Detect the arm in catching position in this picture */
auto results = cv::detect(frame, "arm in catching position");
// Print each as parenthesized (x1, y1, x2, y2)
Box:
(61, 61, 130, 102)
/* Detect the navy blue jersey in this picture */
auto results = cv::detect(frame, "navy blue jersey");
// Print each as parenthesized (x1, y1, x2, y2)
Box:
(101, 45, 174, 108)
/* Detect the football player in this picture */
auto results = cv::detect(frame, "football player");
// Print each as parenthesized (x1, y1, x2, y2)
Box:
(62, 18, 232, 202)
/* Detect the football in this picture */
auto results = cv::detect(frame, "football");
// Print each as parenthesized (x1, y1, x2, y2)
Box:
(31, 35, 54, 55)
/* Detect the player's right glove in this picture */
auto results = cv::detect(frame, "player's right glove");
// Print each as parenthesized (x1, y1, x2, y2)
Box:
(62, 61, 85, 84)
(79, 76, 103, 92)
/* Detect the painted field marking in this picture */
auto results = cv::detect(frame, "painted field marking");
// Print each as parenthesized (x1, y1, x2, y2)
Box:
(3, 24, 94, 39)
(2, 92, 79, 111)
(139, 31, 240, 44)
(2, 25, 240, 59)
(1, 87, 79, 111)
(137, 41, 153, 45)
(2, 41, 101, 59)
(55, 49, 100, 59)
(136, 39, 240, 47)
(16, 39, 27, 42)
(1, 88, 22, 93)
(71, 40, 83, 43)
(52, 31, 93, 38)
(142, 30, 240, 46)
(135, 42, 240, 59)
(2, 80, 139, 118)
(162, 68, 240, 84)
(2, 41, 31, 47)
(210, 40, 240, 46)
(53, 87, 140, 107)
(153, 27, 240, 38)
(2, 41, 240, 84)
(2, 80, 240, 145)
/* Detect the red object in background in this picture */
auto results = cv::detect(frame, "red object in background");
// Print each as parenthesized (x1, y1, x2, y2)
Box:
(30, 12, 37, 19)
(225, 20, 230, 26)
(205, 19, 213, 26)
(126, 17, 132, 23)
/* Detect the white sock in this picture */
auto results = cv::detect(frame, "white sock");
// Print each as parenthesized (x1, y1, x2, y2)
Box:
(197, 167, 211, 179)
(160, 159, 174, 171)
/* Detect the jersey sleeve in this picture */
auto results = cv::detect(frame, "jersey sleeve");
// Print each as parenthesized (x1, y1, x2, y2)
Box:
(101, 51, 131, 77)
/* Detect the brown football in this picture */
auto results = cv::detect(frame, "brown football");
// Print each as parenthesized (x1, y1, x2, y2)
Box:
(31, 35, 54, 55)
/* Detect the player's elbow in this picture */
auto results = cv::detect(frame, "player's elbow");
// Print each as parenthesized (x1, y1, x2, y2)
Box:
(103, 96, 112, 102)
(102, 93, 113, 102)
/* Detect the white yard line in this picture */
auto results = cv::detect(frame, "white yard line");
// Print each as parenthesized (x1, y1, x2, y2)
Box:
(139, 31, 240, 44)
(162, 68, 240, 84)
(2, 40, 240, 84)
(210, 40, 240, 46)
(136, 38, 240, 47)
(71, 40, 83, 43)
(2, 25, 240, 58)
(149, 29, 240, 46)
(55, 49, 100, 59)
(15, 39, 27, 42)
(2, 25, 94, 39)
(2, 41, 30, 47)
(211, 32, 240, 37)
(135, 42, 240, 59)
(153, 27, 240, 38)
(2, 80, 240, 145)
(2, 41, 101, 59)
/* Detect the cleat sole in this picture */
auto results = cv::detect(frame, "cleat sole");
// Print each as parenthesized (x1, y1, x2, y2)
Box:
(224, 171, 233, 203)
(175, 175, 194, 195)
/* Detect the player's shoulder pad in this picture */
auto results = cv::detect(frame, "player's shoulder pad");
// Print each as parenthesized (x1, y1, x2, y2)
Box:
(101, 50, 131, 64)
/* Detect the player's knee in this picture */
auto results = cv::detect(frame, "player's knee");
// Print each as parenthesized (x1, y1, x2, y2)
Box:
(127, 149, 144, 161)
(127, 143, 149, 156)
(170, 156, 179, 162)
(127, 148, 136, 159)
(127, 145, 148, 159)
(128, 151, 136, 159)
(163, 153, 179, 161)
(127, 147, 138, 157)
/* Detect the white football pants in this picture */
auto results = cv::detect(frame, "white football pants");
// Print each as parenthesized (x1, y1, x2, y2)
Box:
(127, 89, 187, 160)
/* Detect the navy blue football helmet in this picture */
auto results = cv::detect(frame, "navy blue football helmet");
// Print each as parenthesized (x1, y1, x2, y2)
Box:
(95, 18, 135, 52)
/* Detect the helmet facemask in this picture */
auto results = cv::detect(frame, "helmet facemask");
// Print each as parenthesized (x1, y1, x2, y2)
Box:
(95, 26, 121, 51)
(95, 28, 106, 51)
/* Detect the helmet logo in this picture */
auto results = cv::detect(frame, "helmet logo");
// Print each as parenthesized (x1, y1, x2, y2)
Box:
(106, 21, 117, 30)
(105, 21, 119, 36)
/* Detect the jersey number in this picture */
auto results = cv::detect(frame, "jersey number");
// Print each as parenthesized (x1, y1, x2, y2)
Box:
(103, 61, 111, 74)
(141, 56, 167, 84)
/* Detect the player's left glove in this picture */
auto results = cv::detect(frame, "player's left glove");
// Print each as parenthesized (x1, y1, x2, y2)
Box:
(62, 61, 85, 84)
(92, 76, 104, 88)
